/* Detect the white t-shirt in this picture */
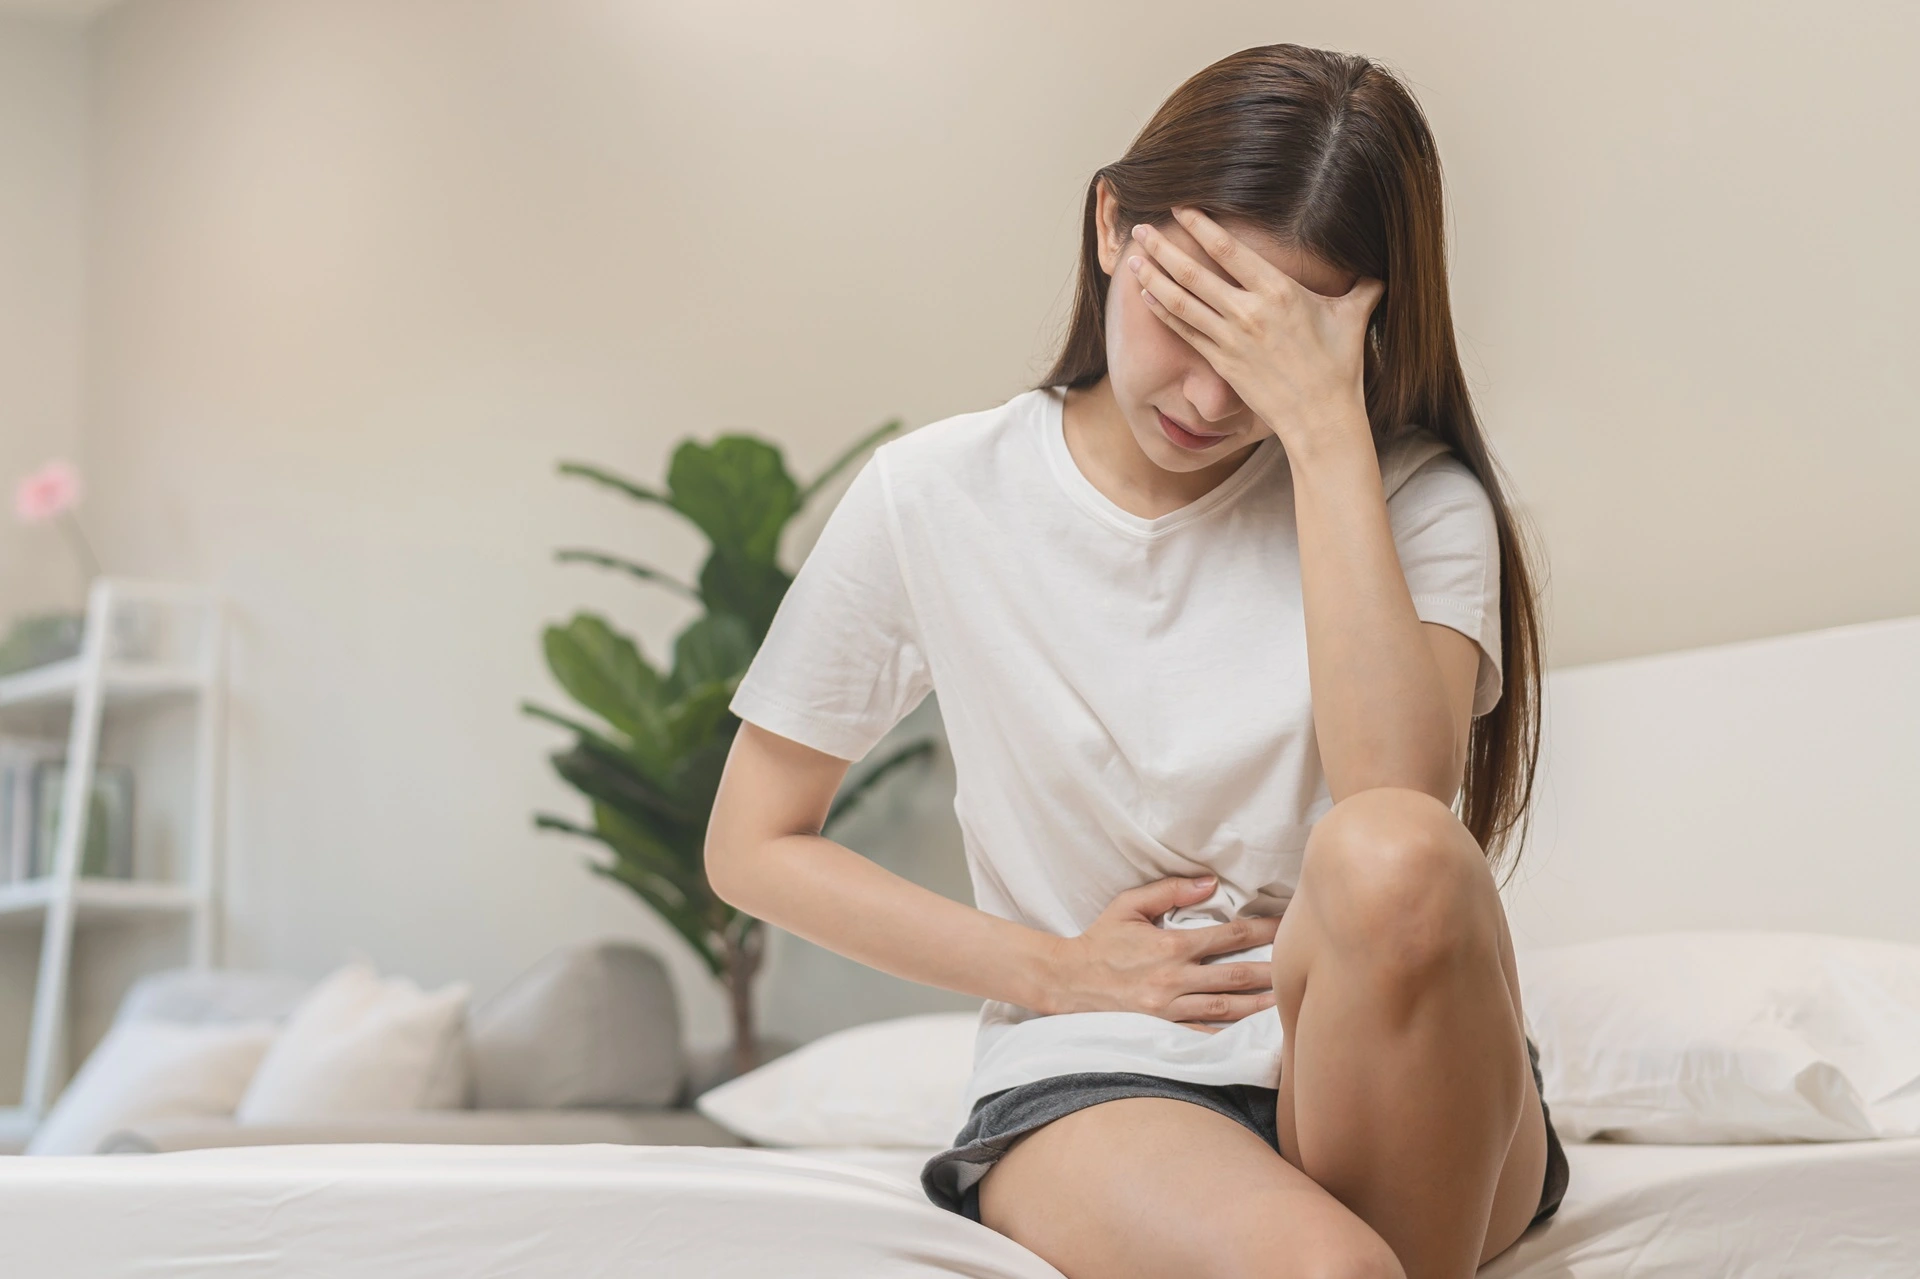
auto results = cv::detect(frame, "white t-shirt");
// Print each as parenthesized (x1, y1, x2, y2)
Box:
(728, 384, 1503, 1123)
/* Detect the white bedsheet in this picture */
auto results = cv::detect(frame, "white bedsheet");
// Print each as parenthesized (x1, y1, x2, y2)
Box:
(808, 1140, 1920, 1278)
(2, 1137, 1917, 1277)
(0, 1143, 1065, 1278)
(1482, 1137, 1920, 1277)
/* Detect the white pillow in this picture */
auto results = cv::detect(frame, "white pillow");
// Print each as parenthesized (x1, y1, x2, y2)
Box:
(696, 1011, 979, 1147)
(1522, 931, 1920, 1143)
(26, 1019, 278, 1156)
(236, 961, 473, 1122)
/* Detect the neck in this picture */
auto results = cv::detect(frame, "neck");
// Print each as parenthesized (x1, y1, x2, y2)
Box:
(1062, 378, 1260, 519)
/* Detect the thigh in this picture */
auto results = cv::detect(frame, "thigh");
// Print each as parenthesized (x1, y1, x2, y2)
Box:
(1269, 853, 1548, 1267)
(1478, 896, 1551, 1264)
(975, 1095, 1401, 1279)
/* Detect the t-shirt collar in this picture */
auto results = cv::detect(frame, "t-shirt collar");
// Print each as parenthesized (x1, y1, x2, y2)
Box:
(1037, 385, 1285, 540)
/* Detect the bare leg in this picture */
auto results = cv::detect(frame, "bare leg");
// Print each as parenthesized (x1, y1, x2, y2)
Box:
(1270, 787, 1548, 1278)
(977, 1094, 1405, 1279)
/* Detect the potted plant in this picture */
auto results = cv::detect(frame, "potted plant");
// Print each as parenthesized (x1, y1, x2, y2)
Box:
(524, 422, 936, 1084)
(1, 461, 99, 678)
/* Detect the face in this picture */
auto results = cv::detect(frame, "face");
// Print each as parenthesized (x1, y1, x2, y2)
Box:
(1093, 178, 1358, 473)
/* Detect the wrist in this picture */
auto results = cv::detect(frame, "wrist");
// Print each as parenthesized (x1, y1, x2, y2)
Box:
(1273, 403, 1377, 475)
(1019, 929, 1075, 1015)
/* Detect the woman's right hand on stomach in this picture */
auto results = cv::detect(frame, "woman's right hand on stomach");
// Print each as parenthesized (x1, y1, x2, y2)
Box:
(1042, 874, 1281, 1033)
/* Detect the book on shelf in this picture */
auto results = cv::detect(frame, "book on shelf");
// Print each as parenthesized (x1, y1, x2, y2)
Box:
(0, 736, 65, 884)
(30, 761, 136, 880)
(0, 740, 137, 884)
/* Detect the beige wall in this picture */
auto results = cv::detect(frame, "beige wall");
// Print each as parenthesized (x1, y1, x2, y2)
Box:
(0, 14, 88, 616)
(27, 0, 1920, 1051)
(0, 13, 88, 1102)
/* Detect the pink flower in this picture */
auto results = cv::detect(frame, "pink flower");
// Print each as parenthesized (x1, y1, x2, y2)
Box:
(14, 459, 82, 524)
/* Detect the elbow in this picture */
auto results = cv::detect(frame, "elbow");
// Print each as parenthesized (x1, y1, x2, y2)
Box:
(1409, 712, 1473, 809)
(1411, 744, 1469, 811)
(703, 815, 753, 912)
(1439, 724, 1471, 808)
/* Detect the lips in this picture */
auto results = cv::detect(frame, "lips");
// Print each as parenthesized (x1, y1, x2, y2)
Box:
(1157, 409, 1229, 452)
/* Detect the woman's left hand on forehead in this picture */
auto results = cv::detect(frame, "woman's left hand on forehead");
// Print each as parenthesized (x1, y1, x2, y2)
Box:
(1126, 205, 1384, 455)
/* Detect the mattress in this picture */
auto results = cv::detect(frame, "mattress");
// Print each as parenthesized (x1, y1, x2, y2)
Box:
(1482, 1136, 1920, 1277)
(0, 1143, 1065, 1278)
(1, 1137, 1915, 1277)
(815, 1139, 1920, 1277)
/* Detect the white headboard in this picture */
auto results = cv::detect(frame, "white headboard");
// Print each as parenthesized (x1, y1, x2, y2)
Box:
(1501, 614, 1920, 948)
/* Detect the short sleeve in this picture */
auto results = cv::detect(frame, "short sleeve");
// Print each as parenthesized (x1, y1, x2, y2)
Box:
(1387, 452, 1504, 717)
(728, 449, 934, 761)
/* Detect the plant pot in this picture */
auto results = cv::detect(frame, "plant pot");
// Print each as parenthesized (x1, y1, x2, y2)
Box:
(0, 613, 84, 678)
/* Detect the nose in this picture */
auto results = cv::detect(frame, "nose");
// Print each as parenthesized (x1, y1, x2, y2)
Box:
(1183, 365, 1246, 427)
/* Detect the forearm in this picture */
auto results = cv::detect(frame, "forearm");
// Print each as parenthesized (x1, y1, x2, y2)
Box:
(713, 830, 1066, 1014)
(1287, 424, 1461, 803)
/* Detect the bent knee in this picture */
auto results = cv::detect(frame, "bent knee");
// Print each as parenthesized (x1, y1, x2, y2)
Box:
(1300, 787, 1498, 975)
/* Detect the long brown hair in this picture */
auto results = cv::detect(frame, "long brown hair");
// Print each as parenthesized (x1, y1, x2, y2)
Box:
(1039, 43, 1547, 878)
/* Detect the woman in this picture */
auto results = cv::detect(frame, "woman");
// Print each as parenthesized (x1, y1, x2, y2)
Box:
(705, 42, 1566, 1279)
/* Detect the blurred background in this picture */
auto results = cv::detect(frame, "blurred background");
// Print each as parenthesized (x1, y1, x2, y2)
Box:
(0, 0, 1914, 1115)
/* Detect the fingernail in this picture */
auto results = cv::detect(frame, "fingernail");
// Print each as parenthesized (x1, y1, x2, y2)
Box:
(1127, 255, 1142, 272)
(1193, 875, 1215, 887)
(1131, 224, 1148, 239)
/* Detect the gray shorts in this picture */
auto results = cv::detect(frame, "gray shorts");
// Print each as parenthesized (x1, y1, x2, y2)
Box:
(921, 1034, 1570, 1230)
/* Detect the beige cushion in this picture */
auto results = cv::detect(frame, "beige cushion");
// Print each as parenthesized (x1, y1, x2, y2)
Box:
(236, 962, 472, 1122)
(469, 940, 686, 1109)
(26, 1020, 279, 1155)
(98, 1107, 746, 1154)
(113, 968, 312, 1027)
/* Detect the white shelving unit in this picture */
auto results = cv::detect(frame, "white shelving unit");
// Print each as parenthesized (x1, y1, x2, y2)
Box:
(0, 579, 225, 1147)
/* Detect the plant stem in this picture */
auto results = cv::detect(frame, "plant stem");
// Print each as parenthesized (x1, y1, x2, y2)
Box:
(60, 514, 101, 583)
(723, 923, 766, 1077)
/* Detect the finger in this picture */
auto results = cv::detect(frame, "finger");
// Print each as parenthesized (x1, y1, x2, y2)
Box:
(1128, 221, 1246, 325)
(1169, 205, 1281, 293)
(1176, 1022, 1223, 1035)
(1178, 915, 1281, 959)
(1112, 874, 1218, 921)
(1166, 989, 1279, 1024)
(1179, 960, 1273, 994)
(1135, 277, 1217, 353)
(1339, 274, 1387, 319)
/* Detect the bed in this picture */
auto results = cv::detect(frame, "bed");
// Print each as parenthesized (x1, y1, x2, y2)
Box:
(3, 1136, 1919, 1276)
(1, 615, 1914, 1277)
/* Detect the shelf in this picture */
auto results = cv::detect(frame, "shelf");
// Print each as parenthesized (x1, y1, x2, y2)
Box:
(0, 877, 201, 930)
(0, 658, 207, 712)
(2, 580, 224, 1118)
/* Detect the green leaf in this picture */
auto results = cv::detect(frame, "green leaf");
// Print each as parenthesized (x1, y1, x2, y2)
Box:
(795, 418, 903, 510)
(592, 801, 708, 904)
(542, 423, 936, 991)
(668, 612, 756, 695)
(664, 680, 739, 758)
(822, 737, 937, 836)
(698, 555, 791, 644)
(589, 861, 723, 978)
(534, 812, 720, 976)
(557, 461, 674, 509)
(666, 733, 736, 815)
(554, 549, 701, 601)
(521, 700, 636, 764)
(667, 436, 798, 563)
(541, 613, 672, 774)
(548, 738, 701, 833)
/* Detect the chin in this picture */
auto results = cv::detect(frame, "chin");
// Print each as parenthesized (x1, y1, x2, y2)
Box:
(1133, 427, 1218, 472)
